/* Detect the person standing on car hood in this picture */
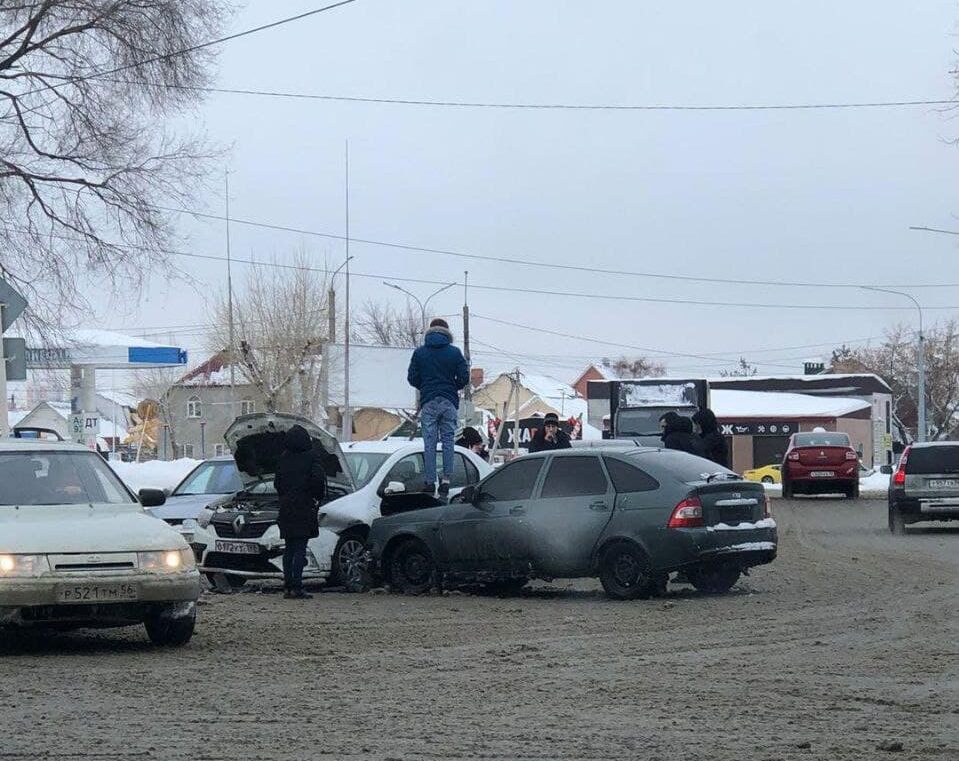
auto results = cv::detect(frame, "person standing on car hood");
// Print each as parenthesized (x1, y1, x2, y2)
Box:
(274, 425, 327, 600)
(692, 408, 729, 468)
(407, 318, 470, 496)
(659, 412, 705, 457)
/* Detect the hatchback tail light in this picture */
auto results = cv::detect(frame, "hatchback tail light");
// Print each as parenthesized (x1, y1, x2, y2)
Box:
(893, 447, 910, 487)
(787, 452, 799, 461)
(763, 493, 771, 518)
(845, 451, 858, 460)
(668, 496, 704, 528)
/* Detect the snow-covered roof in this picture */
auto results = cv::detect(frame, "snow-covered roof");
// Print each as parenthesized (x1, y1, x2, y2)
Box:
(97, 389, 140, 409)
(712, 389, 871, 419)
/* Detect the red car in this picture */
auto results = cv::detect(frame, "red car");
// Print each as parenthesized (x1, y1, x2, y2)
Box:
(781, 431, 859, 499)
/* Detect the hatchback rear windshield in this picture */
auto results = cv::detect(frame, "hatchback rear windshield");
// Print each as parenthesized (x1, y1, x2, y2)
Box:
(792, 433, 850, 448)
(906, 446, 959, 475)
(625, 449, 732, 483)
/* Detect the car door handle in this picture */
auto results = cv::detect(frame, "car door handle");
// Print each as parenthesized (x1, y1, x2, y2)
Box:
(589, 500, 609, 511)
(509, 505, 525, 516)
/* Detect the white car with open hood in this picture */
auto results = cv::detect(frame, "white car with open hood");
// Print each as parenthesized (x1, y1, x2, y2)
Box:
(0, 440, 200, 646)
(188, 413, 354, 588)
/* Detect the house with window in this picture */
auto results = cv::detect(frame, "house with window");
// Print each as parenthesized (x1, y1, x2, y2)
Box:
(164, 351, 264, 460)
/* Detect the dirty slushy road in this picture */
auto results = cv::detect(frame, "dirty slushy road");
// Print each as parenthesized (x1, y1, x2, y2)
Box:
(2, 498, 956, 761)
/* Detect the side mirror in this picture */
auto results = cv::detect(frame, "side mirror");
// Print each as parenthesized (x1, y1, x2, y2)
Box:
(139, 488, 167, 508)
(458, 485, 477, 504)
(383, 481, 406, 495)
(879, 465, 893, 475)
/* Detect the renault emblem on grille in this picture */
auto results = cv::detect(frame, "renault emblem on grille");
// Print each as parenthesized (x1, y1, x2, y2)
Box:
(233, 514, 246, 534)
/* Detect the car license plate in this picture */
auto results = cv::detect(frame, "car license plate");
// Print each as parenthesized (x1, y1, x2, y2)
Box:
(57, 583, 138, 603)
(215, 540, 260, 555)
(928, 479, 959, 489)
(811, 471, 835, 478)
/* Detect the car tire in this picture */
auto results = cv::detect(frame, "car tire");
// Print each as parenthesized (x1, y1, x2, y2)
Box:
(145, 608, 196, 647)
(761, 476, 774, 484)
(847, 483, 860, 500)
(388, 539, 437, 595)
(782, 482, 794, 499)
(688, 564, 741, 594)
(332, 530, 368, 589)
(889, 505, 907, 534)
(204, 573, 246, 592)
(598, 542, 655, 601)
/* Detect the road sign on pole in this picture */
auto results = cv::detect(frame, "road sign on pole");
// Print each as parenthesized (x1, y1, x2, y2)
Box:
(3, 338, 26, 381)
(0, 278, 27, 332)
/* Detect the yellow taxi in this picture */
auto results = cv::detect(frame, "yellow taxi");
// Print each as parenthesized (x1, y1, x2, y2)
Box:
(743, 463, 782, 484)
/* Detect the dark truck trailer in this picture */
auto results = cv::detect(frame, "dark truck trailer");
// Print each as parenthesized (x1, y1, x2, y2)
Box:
(587, 378, 710, 447)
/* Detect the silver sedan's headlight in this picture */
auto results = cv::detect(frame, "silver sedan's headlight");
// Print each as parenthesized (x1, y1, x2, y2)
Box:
(0, 554, 50, 577)
(138, 549, 195, 572)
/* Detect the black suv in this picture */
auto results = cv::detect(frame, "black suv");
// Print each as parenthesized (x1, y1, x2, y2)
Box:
(888, 442, 959, 533)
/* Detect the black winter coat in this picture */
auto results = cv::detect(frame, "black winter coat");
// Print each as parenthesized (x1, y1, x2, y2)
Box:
(529, 427, 572, 453)
(693, 408, 729, 468)
(273, 425, 327, 540)
(661, 414, 706, 457)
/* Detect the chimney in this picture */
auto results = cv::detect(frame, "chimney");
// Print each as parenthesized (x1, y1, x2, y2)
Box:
(470, 367, 485, 388)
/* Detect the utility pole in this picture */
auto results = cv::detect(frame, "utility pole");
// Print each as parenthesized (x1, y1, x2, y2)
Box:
(0, 303, 7, 438)
(463, 270, 472, 401)
(513, 368, 521, 459)
(225, 170, 236, 417)
(342, 140, 353, 442)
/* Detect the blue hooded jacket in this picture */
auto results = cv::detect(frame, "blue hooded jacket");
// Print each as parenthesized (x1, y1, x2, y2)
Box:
(407, 326, 470, 408)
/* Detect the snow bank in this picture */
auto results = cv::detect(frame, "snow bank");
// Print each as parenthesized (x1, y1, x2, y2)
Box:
(860, 471, 891, 492)
(110, 458, 200, 493)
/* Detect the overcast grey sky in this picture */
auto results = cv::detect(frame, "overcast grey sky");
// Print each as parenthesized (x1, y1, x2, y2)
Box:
(97, 0, 959, 381)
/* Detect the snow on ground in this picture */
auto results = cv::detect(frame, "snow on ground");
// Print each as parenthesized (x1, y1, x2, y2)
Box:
(109, 458, 200, 493)
(763, 470, 890, 497)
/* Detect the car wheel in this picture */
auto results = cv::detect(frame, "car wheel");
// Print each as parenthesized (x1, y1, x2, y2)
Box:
(144, 608, 196, 647)
(761, 476, 774, 484)
(388, 539, 437, 595)
(225, 575, 246, 589)
(688, 564, 741, 594)
(847, 483, 860, 500)
(332, 530, 368, 589)
(889, 505, 907, 534)
(598, 542, 655, 601)
(782, 482, 794, 499)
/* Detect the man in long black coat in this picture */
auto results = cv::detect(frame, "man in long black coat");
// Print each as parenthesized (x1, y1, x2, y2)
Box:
(659, 412, 706, 457)
(693, 408, 729, 468)
(274, 425, 327, 600)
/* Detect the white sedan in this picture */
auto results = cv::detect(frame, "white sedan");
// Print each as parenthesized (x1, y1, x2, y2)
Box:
(0, 440, 200, 645)
(322, 440, 493, 584)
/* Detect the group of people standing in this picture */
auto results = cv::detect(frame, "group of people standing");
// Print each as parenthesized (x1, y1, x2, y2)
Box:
(659, 408, 729, 468)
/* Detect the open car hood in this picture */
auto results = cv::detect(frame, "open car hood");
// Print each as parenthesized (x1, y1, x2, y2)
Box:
(224, 413, 355, 491)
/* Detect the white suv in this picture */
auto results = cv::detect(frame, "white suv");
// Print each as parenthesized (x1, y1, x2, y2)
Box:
(0, 441, 200, 645)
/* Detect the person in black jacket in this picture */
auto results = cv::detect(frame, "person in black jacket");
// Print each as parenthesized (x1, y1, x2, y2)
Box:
(693, 408, 729, 468)
(659, 412, 705, 457)
(273, 425, 328, 600)
(529, 412, 572, 453)
(455, 426, 489, 461)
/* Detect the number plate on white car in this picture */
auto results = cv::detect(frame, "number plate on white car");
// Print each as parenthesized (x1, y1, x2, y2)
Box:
(928, 479, 959, 489)
(810, 471, 835, 478)
(58, 583, 138, 603)
(215, 540, 260, 555)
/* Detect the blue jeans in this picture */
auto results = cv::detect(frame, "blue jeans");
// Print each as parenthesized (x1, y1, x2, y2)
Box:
(283, 537, 308, 591)
(421, 396, 457, 484)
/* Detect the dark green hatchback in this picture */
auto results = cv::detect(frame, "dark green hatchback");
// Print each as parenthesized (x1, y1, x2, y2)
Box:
(366, 447, 778, 599)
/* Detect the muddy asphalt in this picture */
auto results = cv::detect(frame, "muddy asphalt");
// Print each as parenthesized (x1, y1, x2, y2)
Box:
(1, 498, 956, 761)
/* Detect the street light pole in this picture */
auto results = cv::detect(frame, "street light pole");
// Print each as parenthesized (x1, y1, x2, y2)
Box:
(861, 286, 926, 442)
(343, 140, 352, 442)
(383, 281, 456, 333)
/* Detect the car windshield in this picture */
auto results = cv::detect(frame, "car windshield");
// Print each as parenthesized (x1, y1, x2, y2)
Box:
(345, 452, 391, 488)
(793, 433, 850, 447)
(906, 446, 959, 475)
(0, 450, 134, 506)
(616, 407, 694, 437)
(174, 460, 244, 495)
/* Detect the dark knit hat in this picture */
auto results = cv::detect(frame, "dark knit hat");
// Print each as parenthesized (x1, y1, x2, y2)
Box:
(429, 317, 449, 329)
(543, 412, 560, 425)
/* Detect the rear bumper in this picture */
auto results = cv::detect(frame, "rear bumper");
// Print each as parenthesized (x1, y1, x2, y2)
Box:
(662, 525, 778, 570)
(890, 492, 959, 520)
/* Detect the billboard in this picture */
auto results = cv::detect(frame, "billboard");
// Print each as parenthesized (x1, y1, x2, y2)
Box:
(324, 343, 417, 410)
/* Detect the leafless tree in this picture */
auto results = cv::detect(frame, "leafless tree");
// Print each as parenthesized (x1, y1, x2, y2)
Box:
(719, 357, 758, 378)
(210, 251, 332, 415)
(601, 356, 666, 378)
(354, 299, 423, 348)
(0, 1, 230, 333)
(132, 365, 184, 456)
(831, 321, 959, 441)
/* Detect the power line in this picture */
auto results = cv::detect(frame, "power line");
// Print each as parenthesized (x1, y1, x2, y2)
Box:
(102, 79, 958, 112)
(162, 205, 959, 290)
